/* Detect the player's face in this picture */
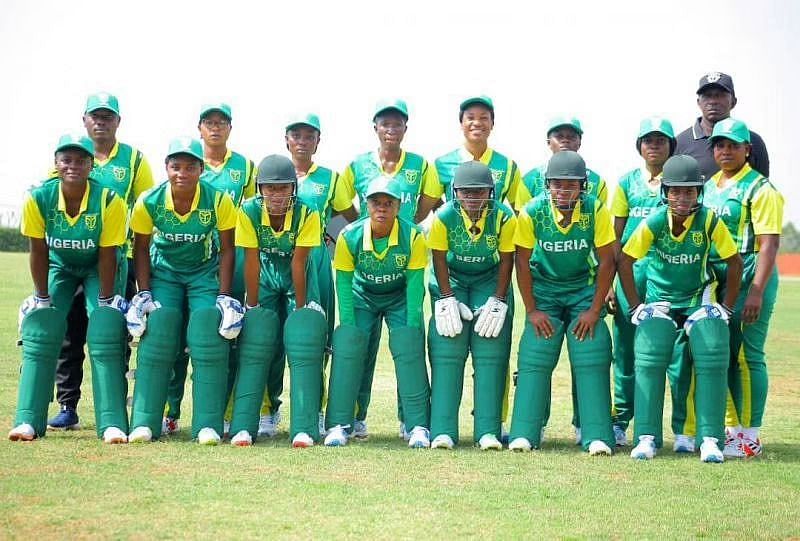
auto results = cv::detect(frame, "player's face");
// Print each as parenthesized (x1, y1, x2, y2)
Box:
(259, 182, 295, 215)
(547, 127, 581, 154)
(367, 194, 399, 225)
(548, 179, 582, 210)
(639, 133, 671, 167)
(697, 87, 735, 123)
(166, 155, 202, 190)
(460, 105, 493, 145)
(374, 113, 407, 150)
(55, 149, 93, 184)
(666, 185, 699, 216)
(285, 126, 320, 160)
(83, 109, 120, 145)
(455, 187, 492, 214)
(199, 112, 231, 147)
(713, 138, 750, 173)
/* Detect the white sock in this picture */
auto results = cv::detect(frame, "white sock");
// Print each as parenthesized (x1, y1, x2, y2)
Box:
(742, 427, 759, 441)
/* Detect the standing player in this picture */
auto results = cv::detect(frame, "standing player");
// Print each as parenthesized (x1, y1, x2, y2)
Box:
(508, 151, 616, 455)
(618, 154, 743, 463)
(427, 161, 516, 450)
(48, 92, 154, 431)
(125, 137, 242, 445)
(229, 154, 325, 447)
(324, 177, 431, 448)
(10, 134, 129, 443)
(163, 102, 255, 436)
(703, 119, 783, 458)
(607, 117, 675, 445)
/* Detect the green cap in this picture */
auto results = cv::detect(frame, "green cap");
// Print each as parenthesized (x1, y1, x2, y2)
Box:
(55, 133, 95, 158)
(166, 136, 204, 162)
(85, 92, 120, 115)
(453, 161, 493, 190)
(365, 175, 401, 200)
(545, 150, 586, 180)
(459, 95, 494, 112)
(255, 155, 297, 185)
(661, 155, 705, 187)
(199, 102, 232, 121)
(547, 115, 583, 136)
(373, 99, 409, 121)
(286, 113, 321, 133)
(709, 118, 750, 145)
(638, 116, 675, 139)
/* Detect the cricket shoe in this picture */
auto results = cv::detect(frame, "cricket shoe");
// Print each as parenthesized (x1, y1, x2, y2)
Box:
(508, 437, 532, 452)
(613, 425, 629, 447)
(324, 425, 349, 447)
(8, 423, 36, 441)
(673, 434, 695, 453)
(408, 426, 430, 448)
(231, 430, 253, 447)
(292, 432, 314, 448)
(128, 426, 153, 443)
(588, 440, 613, 456)
(352, 420, 368, 439)
(478, 433, 503, 450)
(103, 426, 128, 444)
(699, 437, 724, 463)
(197, 427, 221, 446)
(723, 428, 745, 458)
(741, 436, 763, 458)
(161, 416, 179, 436)
(258, 411, 281, 438)
(47, 405, 80, 430)
(431, 434, 455, 450)
(630, 435, 656, 460)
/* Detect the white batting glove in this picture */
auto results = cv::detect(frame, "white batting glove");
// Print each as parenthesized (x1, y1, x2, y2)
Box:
(473, 296, 508, 338)
(216, 294, 245, 340)
(684, 303, 732, 335)
(18, 294, 51, 331)
(434, 296, 466, 337)
(98, 294, 129, 314)
(630, 301, 674, 327)
(305, 300, 326, 318)
(126, 290, 161, 338)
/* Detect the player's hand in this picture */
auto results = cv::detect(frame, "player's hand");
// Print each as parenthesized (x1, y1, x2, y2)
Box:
(742, 290, 762, 325)
(18, 294, 51, 331)
(573, 308, 600, 341)
(434, 295, 463, 337)
(98, 294, 129, 314)
(126, 290, 161, 337)
(473, 296, 508, 338)
(527, 309, 554, 339)
(605, 289, 617, 315)
(216, 294, 245, 340)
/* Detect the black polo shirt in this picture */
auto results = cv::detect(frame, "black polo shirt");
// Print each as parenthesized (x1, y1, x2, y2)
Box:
(675, 117, 770, 179)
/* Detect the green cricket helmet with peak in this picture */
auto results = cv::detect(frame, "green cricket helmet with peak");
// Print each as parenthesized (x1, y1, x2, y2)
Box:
(453, 161, 494, 190)
(544, 150, 587, 211)
(255, 154, 298, 185)
(660, 154, 705, 215)
(636, 116, 676, 155)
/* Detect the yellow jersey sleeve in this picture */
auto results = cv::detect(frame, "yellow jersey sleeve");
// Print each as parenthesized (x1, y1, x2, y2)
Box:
(333, 233, 356, 271)
(750, 184, 784, 235)
(130, 195, 154, 235)
(421, 161, 445, 199)
(610, 184, 630, 217)
(20, 193, 45, 238)
(514, 210, 536, 249)
(594, 204, 616, 247)
(296, 210, 322, 247)
(331, 165, 356, 212)
(426, 215, 449, 251)
(235, 207, 258, 248)
(132, 155, 155, 201)
(408, 229, 428, 270)
(710, 217, 737, 260)
(622, 221, 655, 259)
(99, 192, 128, 247)
(215, 192, 237, 231)
(498, 214, 517, 252)
(514, 181, 534, 212)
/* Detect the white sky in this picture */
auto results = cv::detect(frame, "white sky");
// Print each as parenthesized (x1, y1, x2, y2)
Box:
(2, 0, 798, 222)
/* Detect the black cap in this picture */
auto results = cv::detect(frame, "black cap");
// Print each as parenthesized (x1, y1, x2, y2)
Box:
(697, 72, 735, 97)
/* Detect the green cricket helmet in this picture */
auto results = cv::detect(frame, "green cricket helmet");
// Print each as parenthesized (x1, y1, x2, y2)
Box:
(636, 116, 676, 155)
(255, 154, 298, 185)
(660, 154, 705, 215)
(544, 150, 587, 211)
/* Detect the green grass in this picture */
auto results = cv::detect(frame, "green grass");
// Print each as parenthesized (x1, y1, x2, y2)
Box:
(0, 251, 798, 539)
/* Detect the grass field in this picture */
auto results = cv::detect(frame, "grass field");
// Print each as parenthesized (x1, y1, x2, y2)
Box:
(0, 251, 798, 539)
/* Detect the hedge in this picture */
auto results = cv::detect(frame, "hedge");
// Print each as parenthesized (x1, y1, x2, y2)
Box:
(0, 227, 28, 252)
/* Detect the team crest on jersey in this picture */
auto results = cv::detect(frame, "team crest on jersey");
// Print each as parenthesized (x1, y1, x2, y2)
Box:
(404, 170, 418, 185)
(198, 209, 212, 225)
(578, 213, 591, 231)
(485, 235, 497, 249)
(490, 169, 504, 183)
(394, 254, 407, 267)
(112, 166, 126, 181)
(705, 72, 721, 83)
(312, 183, 325, 196)
(586, 181, 594, 194)
(692, 232, 704, 246)
(84, 214, 97, 231)
(230, 170, 242, 183)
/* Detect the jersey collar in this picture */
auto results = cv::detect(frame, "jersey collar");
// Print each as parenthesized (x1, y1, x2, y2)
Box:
(298, 163, 318, 182)
(260, 205, 295, 235)
(691, 118, 706, 140)
(204, 149, 233, 173)
(459, 206, 489, 240)
(709, 162, 752, 187)
(371, 150, 407, 176)
(363, 218, 399, 254)
(94, 141, 120, 167)
(550, 198, 584, 230)
(458, 146, 493, 164)
(165, 183, 201, 215)
(667, 211, 697, 241)
(639, 165, 663, 194)
(58, 181, 91, 223)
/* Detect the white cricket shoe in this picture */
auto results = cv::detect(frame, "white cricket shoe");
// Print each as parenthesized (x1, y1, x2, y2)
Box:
(399, 422, 411, 441)
(161, 416, 179, 435)
(431, 434, 455, 450)
(231, 430, 252, 447)
(258, 410, 281, 438)
(723, 427, 745, 458)
(588, 440, 612, 456)
(353, 420, 368, 439)
(292, 432, 314, 448)
(478, 433, 503, 450)
(8, 423, 36, 441)
(128, 426, 153, 443)
(673, 434, 695, 453)
(575, 426, 582, 445)
(408, 426, 430, 448)
(324, 425, 348, 447)
(613, 425, 628, 447)
(630, 435, 656, 460)
(508, 437, 532, 452)
(197, 427, 221, 446)
(102, 426, 128, 444)
(700, 437, 724, 463)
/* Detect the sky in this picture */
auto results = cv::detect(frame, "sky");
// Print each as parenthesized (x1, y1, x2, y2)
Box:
(1, 0, 798, 224)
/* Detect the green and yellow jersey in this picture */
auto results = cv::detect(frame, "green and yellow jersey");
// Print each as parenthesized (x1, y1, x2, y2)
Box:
(235, 197, 321, 258)
(515, 163, 607, 210)
(21, 179, 127, 268)
(515, 194, 615, 292)
(130, 181, 236, 273)
(623, 206, 737, 309)
(337, 150, 440, 221)
(297, 163, 345, 230)
(610, 167, 663, 246)
(435, 146, 521, 207)
(202, 150, 255, 207)
(703, 163, 784, 262)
